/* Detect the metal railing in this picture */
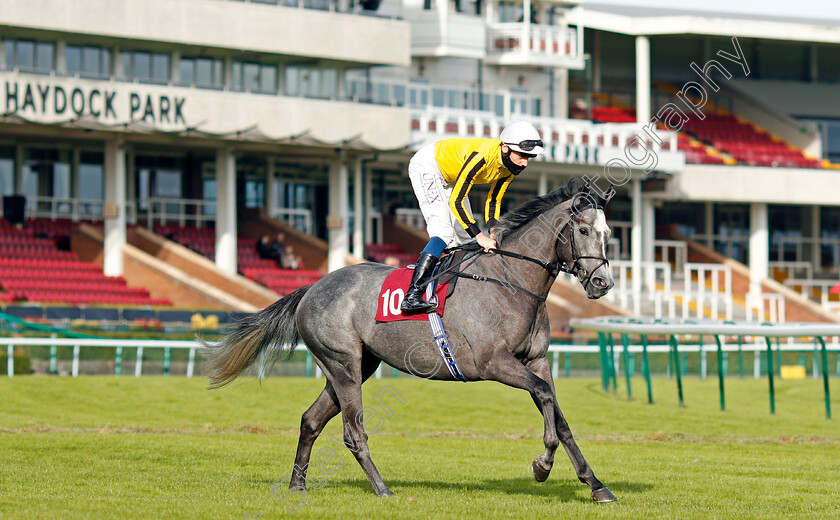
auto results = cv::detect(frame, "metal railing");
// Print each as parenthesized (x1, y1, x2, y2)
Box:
(3, 337, 199, 378)
(22, 196, 137, 224)
(145, 197, 216, 229)
(270, 208, 313, 235)
(569, 316, 838, 418)
(486, 23, 578, 59)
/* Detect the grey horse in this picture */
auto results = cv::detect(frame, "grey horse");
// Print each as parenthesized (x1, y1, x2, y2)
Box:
(201, 180, 618, 503)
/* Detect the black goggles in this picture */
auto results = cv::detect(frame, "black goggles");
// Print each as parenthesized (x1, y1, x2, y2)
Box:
(506, 139, 544, 152)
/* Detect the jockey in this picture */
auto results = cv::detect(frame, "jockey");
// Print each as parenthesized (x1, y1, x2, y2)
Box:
(400, 120, 545, 315)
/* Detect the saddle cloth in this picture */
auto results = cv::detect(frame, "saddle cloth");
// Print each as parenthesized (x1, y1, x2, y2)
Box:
(374, 267, 450, 322)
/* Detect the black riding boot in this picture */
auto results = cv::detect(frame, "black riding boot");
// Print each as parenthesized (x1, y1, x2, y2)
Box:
(400, 252, 439, 315)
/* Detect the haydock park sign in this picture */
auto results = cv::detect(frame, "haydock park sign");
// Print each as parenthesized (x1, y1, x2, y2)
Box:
(2, 74, 188, 127)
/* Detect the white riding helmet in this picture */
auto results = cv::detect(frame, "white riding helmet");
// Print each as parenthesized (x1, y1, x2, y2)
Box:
(500, 121, 545, 155)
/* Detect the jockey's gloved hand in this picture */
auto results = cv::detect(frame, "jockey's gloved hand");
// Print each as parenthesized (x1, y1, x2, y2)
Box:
(476, 232, 496, 253)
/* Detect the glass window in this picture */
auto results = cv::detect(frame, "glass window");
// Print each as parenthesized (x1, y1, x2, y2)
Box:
(67, 45, 110, 77)
(16, 40, 35, 69)
(78, 164, 103, 200)
(4, 41, 12, 68)
(36, 42, 53, 71)
(124, 50, 169, 83)
(260, 64, 277, 92)
(82, 47, 99, 76)
(432, 88, 445, 107)
(179, 59, 194, 84)
(233, 61, 277, 93)
(285, 66, 300, 96)
(66, 46, 82, 73)
(195, 58, 213, 86)
(151, 53, 169, 82)
(244, 63, 260, 91)
(0, 147, 13, 196)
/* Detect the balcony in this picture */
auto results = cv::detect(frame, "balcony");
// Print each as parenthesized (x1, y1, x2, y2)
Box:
(403, 9, 487, 59)
(486, 23, 584, 68)
(410, 109, 684, 172)
(0, 0, 410, 68)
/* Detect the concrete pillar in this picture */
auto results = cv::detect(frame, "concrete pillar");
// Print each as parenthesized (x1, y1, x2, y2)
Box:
(364, 166, 374, 246)
(555, 69, 568, 119)
(353, 157, 365, 258)
(55, 41, 67, 75)
(71, 148, 81, 206)
(642, 196, 656, 291)
(215, 148, 237, 275)
(705, 201, 714, 250)
(635, 35, 651, 125)
(811, 205, 821, 270)
(112, 47, 123, 79)
(0, 40, 5, 69)
(126, 148, 136, 223)
(103, 138, 126, 276)
(15, 145, 25, 194)
(592, 31, 601, 92)
(223, 57, 233, 89)
(328, 155, 349, 272)
(537, 172, 548, 196)
(631, 179, 643, 305)
(170, 50, 181, 84)
(265, 157, 277, 218)
(749, 202, 768, 297)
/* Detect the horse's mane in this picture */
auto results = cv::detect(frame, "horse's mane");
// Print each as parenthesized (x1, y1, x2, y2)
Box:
(494, 178, 604, 243)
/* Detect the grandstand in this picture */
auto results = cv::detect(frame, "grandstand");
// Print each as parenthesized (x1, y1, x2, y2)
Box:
(0, 0, 839, 333)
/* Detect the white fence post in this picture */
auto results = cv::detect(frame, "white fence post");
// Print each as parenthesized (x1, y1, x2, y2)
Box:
(72, 345, 80, 377)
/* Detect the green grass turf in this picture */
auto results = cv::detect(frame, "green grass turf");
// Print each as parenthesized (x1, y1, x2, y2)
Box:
(1, 375, 838, 519)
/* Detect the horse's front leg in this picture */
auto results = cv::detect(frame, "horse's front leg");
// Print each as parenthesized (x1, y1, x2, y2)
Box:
(484, 352, 560, 480)
(527, 356, 617, 503)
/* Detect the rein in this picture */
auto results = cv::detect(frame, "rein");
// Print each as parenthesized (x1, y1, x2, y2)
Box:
(426, 209, 610, 302)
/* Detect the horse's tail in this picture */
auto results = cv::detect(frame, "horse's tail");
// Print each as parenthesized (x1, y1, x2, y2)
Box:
(200, 285, 312, 389)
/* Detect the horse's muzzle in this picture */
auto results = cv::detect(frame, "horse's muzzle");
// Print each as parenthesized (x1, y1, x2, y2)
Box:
(585, 274, 613, 299)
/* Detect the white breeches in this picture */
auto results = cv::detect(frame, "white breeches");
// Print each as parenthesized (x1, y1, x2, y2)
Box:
(407, 144, 473, 247)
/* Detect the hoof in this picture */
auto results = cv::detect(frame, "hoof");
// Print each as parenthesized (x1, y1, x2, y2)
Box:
(591, 486, 617, 503)
(530, 459, 551, 483)
(376, 487, 394, 497)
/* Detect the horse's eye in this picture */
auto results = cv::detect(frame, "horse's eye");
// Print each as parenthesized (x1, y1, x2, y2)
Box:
(579, 228, 589, 236)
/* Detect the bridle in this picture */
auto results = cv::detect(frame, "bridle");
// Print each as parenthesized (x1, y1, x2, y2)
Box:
(553, 208, 610, 289)
(429, 205, 610, 302)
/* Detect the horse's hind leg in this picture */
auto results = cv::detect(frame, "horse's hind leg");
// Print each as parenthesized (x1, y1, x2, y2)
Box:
(527, 357, 616, 503)
(319, 351, 393, 497)
(289, 350, 382, 491)
(289, 383, 340, 490)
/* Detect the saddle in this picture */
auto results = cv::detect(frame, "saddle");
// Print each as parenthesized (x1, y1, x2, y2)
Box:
(435, 242, 482, 298)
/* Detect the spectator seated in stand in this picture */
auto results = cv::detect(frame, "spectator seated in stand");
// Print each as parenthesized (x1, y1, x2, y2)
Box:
(256, 234, 275, 261)
(270, 232, 287, 264)
(281, 245, 303, 270)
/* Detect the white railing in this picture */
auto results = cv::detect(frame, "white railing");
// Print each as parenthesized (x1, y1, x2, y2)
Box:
(486, 23, 578, 59)
(776, 236, 840, 272)
(23, 196, 137, 224)
(745, 292, 786, 323)
(271, 207, 313, 235)
(2, 337, 199, 378)
(654, 239, 687, 276)
(608, 260, 672, 317)
(145, 198, 216, 229)
(783, 278, 840, 309)
(606, 238, 621, 262)
(410, 109, 680, 157)
(608, 221, 631, 260)
(769, 260, 813, 280)
(681, 262, 733, 320)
